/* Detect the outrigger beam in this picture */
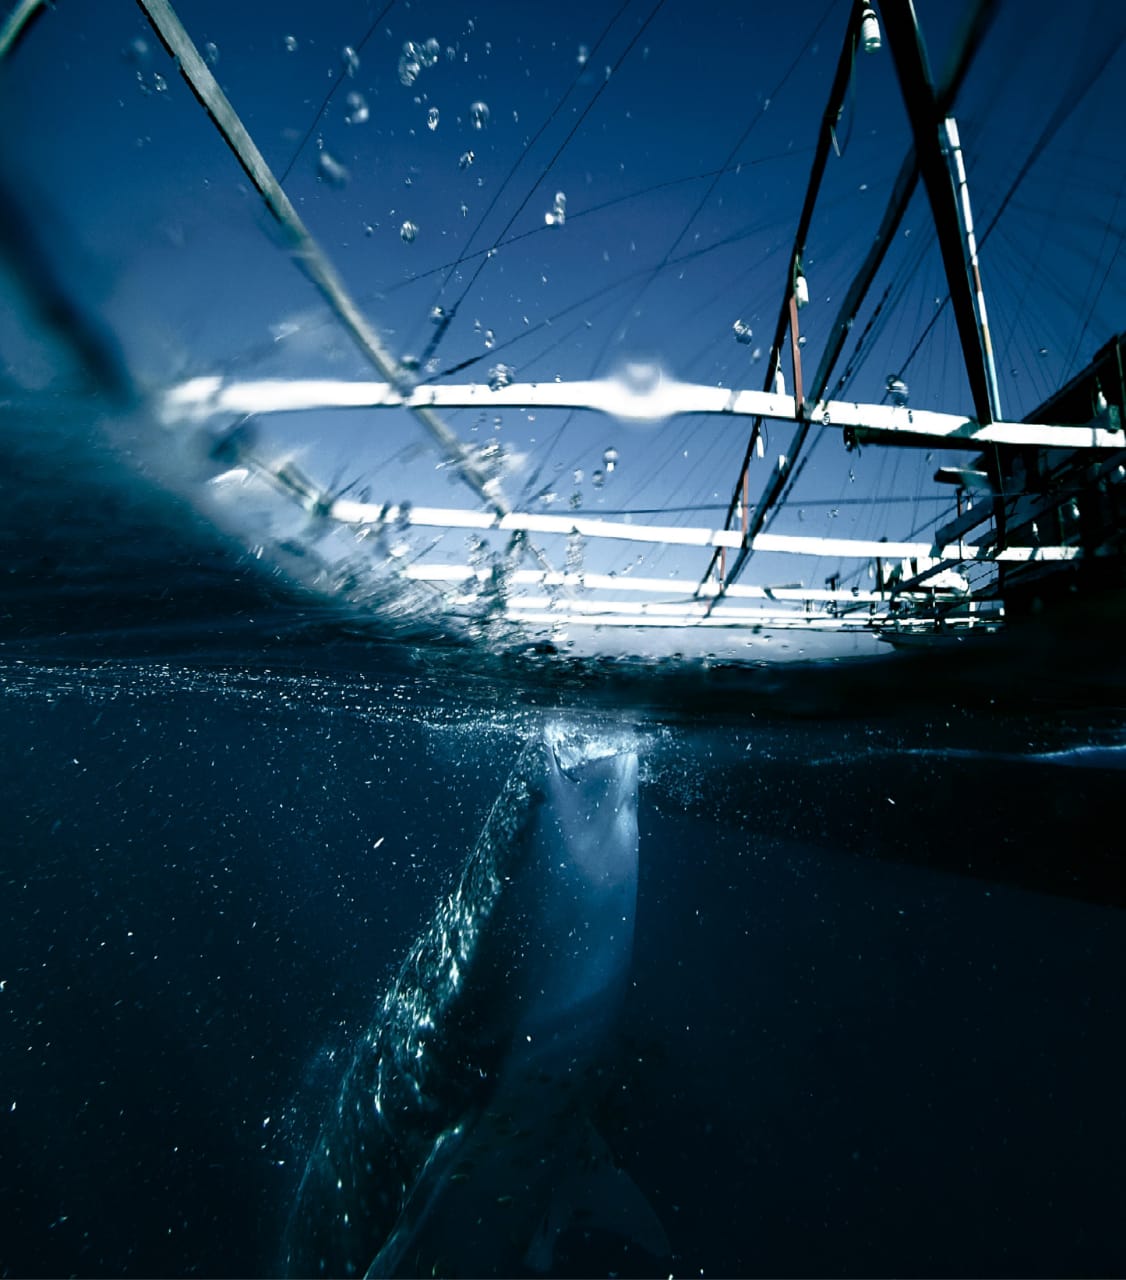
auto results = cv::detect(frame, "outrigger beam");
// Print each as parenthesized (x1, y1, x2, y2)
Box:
(162, 376, 1126, 451)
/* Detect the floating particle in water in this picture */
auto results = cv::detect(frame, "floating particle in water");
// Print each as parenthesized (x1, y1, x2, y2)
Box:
(603, 446, 619, 472)
(427, 107, 439, 131)
(483, 329, 496, 350)
(284, 34, 298, 53)
(317, 151, 350, 187)
(458, 150, 475, 169)
(488, 363, 515, 390)
(469, 101, 490, 130)
(732, 319, 754, 344)
(342, 45, 360, 76)
(400, 220, 418, 242)
(204, 41, 220, 66)
(544, 191, 566, 227)
(345, 91, 369, 125)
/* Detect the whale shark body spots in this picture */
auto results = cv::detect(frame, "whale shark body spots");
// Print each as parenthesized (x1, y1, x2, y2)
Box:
(283, 730, 667, 1278)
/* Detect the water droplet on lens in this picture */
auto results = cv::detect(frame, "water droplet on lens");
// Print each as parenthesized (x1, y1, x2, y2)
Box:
(152, 72, 168, 93)
(469, 101, 490, 130)
(400, 220, 418, 242)
(483, 329, 495, 349)
(429, 305, 447, 325)
(603, 446, 619, 472)
(342, 46, 360, 76)
(488, 363, 514, 390)
(317, 151, 350, 187)
(399, 41, 421, 86)
(732, 319, 753, 344)
(421, 38, 441, 68)
(458, 151, 475, 169)
(204, 41, 220, 66)
(427, 107, 439, 131)
(577, 44, 589, 65)
(284, 35, 298, 53)
(345, 91, 369, 125)
(592, 469, 605, 489)
(544, 191, 566, 227)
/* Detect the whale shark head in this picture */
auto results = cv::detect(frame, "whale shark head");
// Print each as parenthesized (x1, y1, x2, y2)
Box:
(283, 726, 664, 1279)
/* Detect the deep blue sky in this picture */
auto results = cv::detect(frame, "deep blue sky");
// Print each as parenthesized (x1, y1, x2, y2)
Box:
(1, 0, 1123, 652)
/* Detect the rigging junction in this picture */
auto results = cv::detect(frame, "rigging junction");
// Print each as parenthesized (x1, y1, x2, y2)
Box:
(4, 0, 1123, 651)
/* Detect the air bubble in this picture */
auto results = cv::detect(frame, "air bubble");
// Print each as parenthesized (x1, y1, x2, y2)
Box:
(469, 101, 490, 130)
(400, 220, 418, 242)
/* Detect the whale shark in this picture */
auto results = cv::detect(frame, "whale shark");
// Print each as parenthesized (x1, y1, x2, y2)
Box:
(283, 727, 668, 1278)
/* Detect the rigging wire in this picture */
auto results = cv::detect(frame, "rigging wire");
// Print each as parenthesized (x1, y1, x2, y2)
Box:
(415, 0, 668, 369)
(277, 1, 398, 187)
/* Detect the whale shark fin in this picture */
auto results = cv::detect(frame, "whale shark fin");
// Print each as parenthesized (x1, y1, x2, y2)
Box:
(522, 1122, 670, 1273)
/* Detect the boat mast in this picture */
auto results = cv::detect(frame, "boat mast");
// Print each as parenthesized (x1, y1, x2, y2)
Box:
(878, 0, 1002, 427)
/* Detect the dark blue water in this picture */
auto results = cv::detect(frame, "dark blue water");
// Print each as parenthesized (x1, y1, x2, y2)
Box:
(2, 421, 1125, 1278)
